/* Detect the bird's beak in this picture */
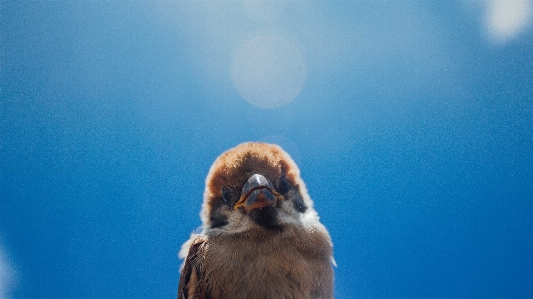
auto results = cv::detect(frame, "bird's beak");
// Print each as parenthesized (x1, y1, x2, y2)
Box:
(234, 174, 281, 212)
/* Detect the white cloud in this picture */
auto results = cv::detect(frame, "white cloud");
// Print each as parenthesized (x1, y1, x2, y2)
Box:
(0, 247, 15, 299)
(485, 0, 533, 44)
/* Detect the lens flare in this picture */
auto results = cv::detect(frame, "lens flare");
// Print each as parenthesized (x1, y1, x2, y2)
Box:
(231, 34, 306, 108)
(486, 0, 532, 43)
(0, 246, 14, 299)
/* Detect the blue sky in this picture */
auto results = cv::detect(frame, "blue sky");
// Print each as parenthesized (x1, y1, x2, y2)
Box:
(1, 2, 532, 298)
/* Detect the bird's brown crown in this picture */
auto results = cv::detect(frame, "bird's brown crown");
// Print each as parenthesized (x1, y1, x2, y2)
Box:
(203, 142, 300, 211)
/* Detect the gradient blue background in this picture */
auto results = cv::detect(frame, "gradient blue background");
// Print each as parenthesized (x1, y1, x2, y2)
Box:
(1, 2, 532, 298)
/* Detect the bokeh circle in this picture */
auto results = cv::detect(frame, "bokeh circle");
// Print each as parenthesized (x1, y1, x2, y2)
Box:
(231, 34, 306, 108)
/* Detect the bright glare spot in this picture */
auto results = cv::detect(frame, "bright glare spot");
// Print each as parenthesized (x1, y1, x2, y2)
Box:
(231, 34, 306, 108)
(0, 247, 14, 299)
(486, 0, 532, 43)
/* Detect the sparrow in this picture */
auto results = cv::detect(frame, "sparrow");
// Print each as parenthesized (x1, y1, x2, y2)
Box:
(178, 142, 334, 299)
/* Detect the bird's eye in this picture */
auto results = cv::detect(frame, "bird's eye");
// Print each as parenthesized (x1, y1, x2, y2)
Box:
(221, 187, 231, 204)
(278, 176, 290, 194)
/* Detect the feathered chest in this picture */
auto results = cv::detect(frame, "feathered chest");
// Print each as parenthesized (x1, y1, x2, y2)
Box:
(184, 228, 333, 299)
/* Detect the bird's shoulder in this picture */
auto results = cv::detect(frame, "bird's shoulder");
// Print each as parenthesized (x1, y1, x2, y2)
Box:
(177, 235, 209, 299)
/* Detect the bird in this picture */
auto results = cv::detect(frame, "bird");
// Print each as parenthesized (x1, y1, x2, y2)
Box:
(177, 142, 334, 299)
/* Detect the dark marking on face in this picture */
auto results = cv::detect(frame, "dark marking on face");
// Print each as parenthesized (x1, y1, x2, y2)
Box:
(221, 187, 231, 205)
(277, 175, 290, 194)
(209, 199, 229, 228)
(248, 206, 282, 230)
(219, 186, 241, 208)
(289, 188, 307, 213)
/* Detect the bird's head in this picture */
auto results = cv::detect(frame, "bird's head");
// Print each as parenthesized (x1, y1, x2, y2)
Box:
(200, 142, 318, 234)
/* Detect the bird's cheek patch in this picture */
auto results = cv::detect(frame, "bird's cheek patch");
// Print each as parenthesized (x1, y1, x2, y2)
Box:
(209, 200, 229, 228)
(290, 189, 308, 213)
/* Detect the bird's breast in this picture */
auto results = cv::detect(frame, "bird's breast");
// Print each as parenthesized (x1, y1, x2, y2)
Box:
(200, 227, 333, 299)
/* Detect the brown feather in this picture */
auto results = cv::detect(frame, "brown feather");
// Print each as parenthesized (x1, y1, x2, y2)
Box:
(200, 226, 332, 299)
(178, 236, 208, 299)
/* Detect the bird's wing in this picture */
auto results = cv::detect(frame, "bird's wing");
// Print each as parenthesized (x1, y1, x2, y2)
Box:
(177, 235, 208, 299)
